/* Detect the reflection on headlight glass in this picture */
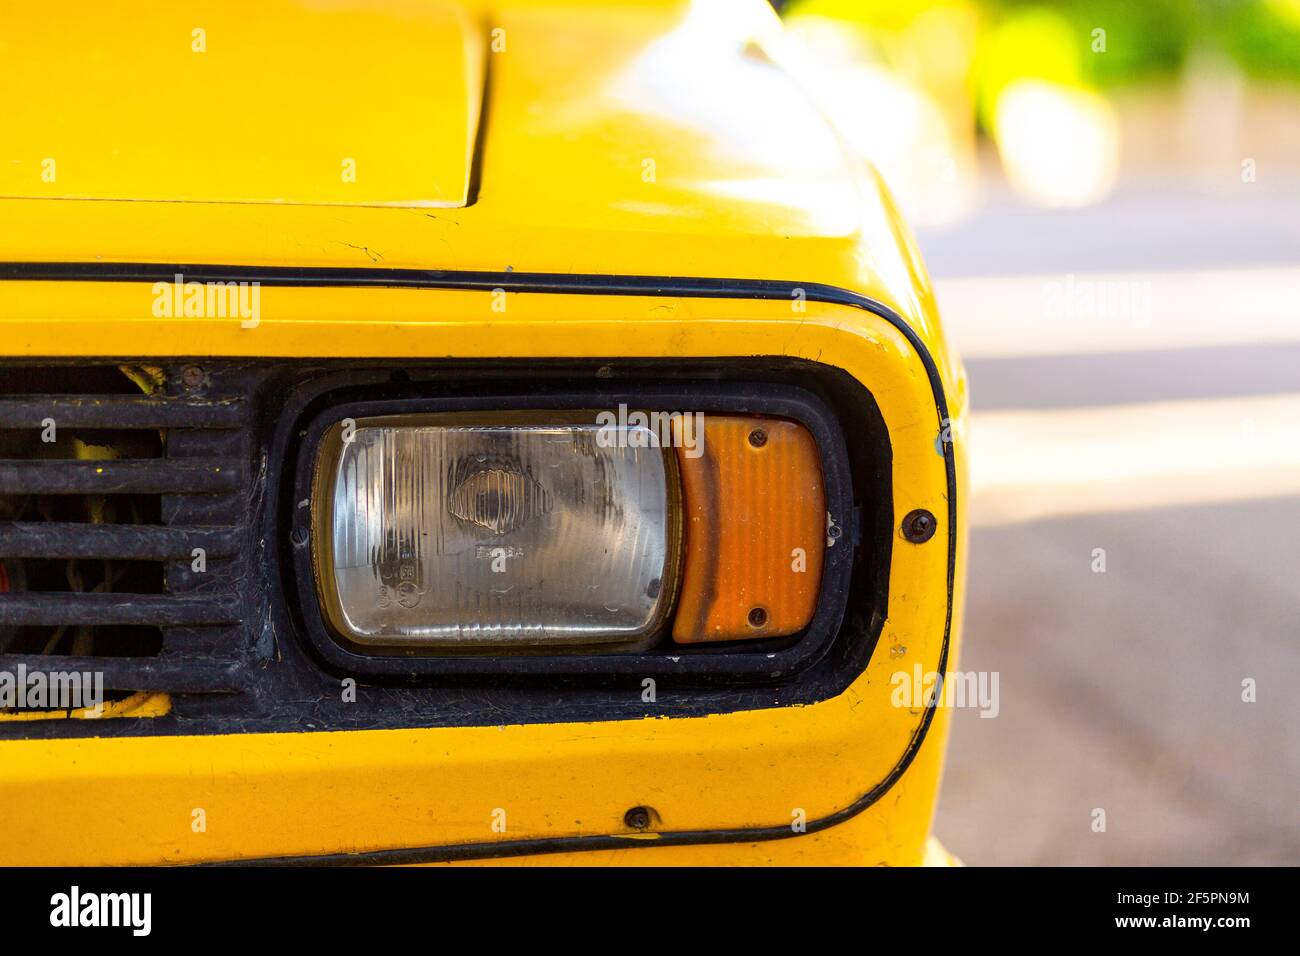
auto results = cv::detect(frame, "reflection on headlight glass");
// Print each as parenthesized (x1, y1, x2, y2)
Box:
(316, 421, 676, 646)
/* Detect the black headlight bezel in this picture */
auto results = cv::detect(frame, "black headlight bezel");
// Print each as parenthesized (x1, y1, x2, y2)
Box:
(287, 378, 860, 683)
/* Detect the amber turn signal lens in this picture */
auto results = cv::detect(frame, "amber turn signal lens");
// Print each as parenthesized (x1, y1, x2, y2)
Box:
(671, 415, 825, 643)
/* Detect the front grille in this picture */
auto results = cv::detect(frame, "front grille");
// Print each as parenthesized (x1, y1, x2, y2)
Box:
(0, 366, 249, 697)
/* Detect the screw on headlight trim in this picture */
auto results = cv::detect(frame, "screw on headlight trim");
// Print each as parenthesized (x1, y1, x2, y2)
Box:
(624, 806, 653, 830)
(901, 509, 936, 544)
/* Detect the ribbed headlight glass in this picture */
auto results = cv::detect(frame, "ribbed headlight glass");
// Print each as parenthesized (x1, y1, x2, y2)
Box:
(312, 416, 679, 648)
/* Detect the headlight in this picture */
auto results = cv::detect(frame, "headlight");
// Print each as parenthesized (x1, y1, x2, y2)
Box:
(312, 415, 680, 647)
(308, 408, 828, 656)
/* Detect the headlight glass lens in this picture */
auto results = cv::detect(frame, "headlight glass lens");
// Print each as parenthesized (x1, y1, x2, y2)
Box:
(313, 417, 678, 648)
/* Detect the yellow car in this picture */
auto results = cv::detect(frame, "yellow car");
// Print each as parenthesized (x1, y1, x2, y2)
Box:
(0, 0, 967, 866)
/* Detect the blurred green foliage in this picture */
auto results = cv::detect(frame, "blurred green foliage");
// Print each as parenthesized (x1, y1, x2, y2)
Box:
(786, 0, 1300, 85)
(1217, 0, 1300, 79)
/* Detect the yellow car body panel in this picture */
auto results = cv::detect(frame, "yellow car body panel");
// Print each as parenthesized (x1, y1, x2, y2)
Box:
(0, 0, 486, 207)
(0, 0, 967, 866)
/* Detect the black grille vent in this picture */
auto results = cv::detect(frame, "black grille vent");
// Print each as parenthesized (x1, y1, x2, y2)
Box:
(0, 366, 248, 695)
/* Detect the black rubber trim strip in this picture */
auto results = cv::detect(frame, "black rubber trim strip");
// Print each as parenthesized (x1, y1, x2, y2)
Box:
(0, 261, 957, 864)
(288, 385, 855, 679)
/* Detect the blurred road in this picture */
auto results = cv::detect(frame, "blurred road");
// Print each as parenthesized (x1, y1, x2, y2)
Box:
(921, 173, 1300, 865)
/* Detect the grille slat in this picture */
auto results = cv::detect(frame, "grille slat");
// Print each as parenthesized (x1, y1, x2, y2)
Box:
(0, 522, 240, 560)
(0, 459, 241, 494)
(0, 593, 242, 627)
(0, 395, 246, 429)
(1, 365, 252, 709)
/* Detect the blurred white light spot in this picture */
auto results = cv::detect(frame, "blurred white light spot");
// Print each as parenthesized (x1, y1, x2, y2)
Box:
(804, 62, 976, 227)
(994, 80, 1119, 207)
